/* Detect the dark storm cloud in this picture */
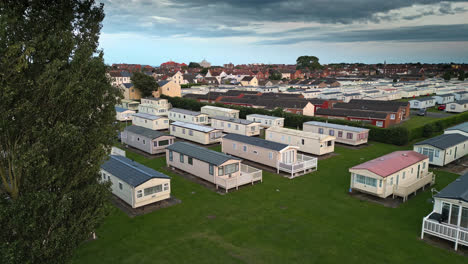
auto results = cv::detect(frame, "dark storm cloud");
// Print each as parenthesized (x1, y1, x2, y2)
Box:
(167, 0, 467, 24)
(99, 0, 468, 42)
(256, 24, 468, 45)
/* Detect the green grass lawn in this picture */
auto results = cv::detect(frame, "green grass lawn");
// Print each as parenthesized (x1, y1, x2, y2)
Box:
(72, 142, 466, 264)
(398, 116, 438, 130)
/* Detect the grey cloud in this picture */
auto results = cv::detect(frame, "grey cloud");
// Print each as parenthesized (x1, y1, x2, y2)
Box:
(256, 24, 468, 45)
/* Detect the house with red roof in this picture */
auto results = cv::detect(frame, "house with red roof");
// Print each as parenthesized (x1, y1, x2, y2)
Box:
(349, 151, 434, 202)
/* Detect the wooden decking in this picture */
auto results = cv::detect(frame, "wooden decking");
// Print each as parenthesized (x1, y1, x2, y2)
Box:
(393, 172, 435, 201)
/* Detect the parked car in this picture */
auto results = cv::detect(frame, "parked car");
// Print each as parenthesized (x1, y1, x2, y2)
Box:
(417, 108, 426, 116)
(438, 105, 446, 111)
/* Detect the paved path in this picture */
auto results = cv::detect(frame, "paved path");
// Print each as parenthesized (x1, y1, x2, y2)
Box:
(410, 110, 452, 118)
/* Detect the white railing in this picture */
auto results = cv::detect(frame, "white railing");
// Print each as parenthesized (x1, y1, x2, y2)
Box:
(393, 172, 435, 201)
(421, 215, 468, 250)
(215, 164, 262, 193)
(277, 154, 318, 179)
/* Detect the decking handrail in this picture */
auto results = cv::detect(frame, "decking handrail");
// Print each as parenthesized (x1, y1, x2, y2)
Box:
(393, 172, 435, 201)
(421, 216, 468, 250)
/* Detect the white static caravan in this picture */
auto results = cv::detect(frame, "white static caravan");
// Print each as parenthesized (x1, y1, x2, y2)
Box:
(433, 94, 455, 105)
(420, 173, 468, 251)
(132, 113, 169, 130)
(222, 133, 318, 179)
(445, 122, 468, 137)
(409, 97, 436, 109)
(170, 121, 223, 145)
(168, 108, 209, 125)
(446, 100, 468, 113)
(453, 91, 468, 101)
(138, 104, 169, 116)
(201, 105, 240, 119)
(414, 133, 468, 166)
(210, 116, 261, 137)
(303, 121, 369, 146)
(115, 106, 135, 121)
(246, 114, 285, 128)
(266, 126, 335, 156)
(100, 155, 171, 208)
(121, 125, 175, 155)
(166, 142, 262, 193)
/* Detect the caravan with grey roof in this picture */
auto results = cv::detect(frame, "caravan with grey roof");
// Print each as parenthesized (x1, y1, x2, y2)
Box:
(121, 125, 175, 154)
(414, 133, 468, 166)
(166, 142, 262, 192)
(168, 108, 209, 125)
(421, 173, 468, 250)
(132, 113, 169, 130)
(222, 133, 317, 178)
(246, 114, 284, 128)
(210, 116, 261, 136)
(303, 121, 369, 146)
(170, 121, 223, 145)
(100, 155, 171, 208)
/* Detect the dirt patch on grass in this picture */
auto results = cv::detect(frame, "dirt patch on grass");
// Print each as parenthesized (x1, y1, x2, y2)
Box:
(421, 234, 468, 256)
(111, 195, 181, 217)
(434, 155, 468, 175)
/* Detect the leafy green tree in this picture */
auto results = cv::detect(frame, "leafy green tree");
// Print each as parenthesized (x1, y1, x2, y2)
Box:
(200, 68, 209, 75)
(131, 71, 159, 97)
(0, 1, 119, 263)
(296, 56, 322, 70)
(269, 71, 282, 80)
(458, 71, 466, 81)
(443, 71, 452, 81)
(188, 62, 201, 68)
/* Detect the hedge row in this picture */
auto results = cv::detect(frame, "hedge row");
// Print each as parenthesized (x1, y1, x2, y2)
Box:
(411, 112, 468, 140)
(161, 95, 467, 146)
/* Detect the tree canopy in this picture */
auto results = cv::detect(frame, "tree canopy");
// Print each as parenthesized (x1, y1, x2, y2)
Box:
(296, 56, 322, 70)
(188, 62, 201, 68)
(269, 70, 282, 80)
(0, 1, 119, 263)
(130, 71, 159, 97)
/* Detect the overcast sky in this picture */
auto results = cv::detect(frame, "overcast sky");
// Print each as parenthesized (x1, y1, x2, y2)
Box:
(98, 0, 468, 66)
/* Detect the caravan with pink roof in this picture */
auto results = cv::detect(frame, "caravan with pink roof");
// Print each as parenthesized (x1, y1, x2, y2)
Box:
(349, 151, 435, 202)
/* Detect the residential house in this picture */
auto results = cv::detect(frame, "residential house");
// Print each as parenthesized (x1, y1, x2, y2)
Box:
(409, 97, 437, 109)
(414, 133, 468, 166)
(168, 108, 209, 125)
(120, 83, 142, 100)
(349, 151, 434, 201)
(167, 71, 184, 85)
(420, 173, 468, 250)
(303, 121, 369, 146)
(445, 122, 468, 137)
(109, 71, 131, 87)
(121, 125, 175, 154)
(170, 121, 223, 145)
(155, 80, 181, 97)
(166, 142, 262, 193)
(266, 127, 335, 156)
(240, 76, 258, 86)
(132, 113, 169, 130)
(315, 108, 391, 128)
(222, 133, 318, 178)
(211, 116, 261, 136)
(100, 155, 171, 208)
(115, 106, 135, 121)
(446, 100, 468, 113)
(433, 94, 455, 105)
(201, 105, 240, 119)
(246, 114, 284, 128)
